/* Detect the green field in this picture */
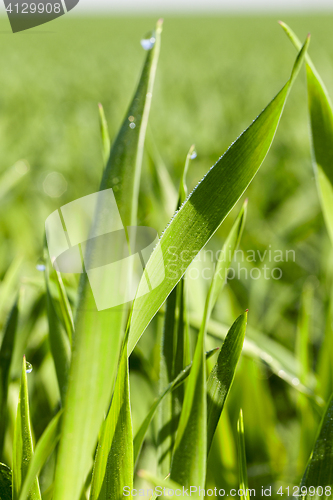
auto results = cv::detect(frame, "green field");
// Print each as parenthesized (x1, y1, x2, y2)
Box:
(1, 13, 333, 497)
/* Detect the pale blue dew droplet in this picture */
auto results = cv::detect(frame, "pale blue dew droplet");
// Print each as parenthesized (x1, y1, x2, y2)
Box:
(190, 151, 197, 160)
(26, 361, 33, 374)
(129, 122, 136, 129)
(36, 264, 46, 272)
(140, 36, 156, 51)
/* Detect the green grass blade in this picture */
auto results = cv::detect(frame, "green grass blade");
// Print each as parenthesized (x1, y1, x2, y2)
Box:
(169, 313, 207, 488)
(0, 296, 19, 458)
(18, 411, 62, 500)
(317, 283, 333, 402)
(45, 268, 71, 404)
(196, 202, 247, 453)
(179, 145, 196, 204)
(90, 340, 133, 500)
(206, 200, 247, 320)
(128, 38, 310, 355)
(134, 348, 218, 466)
(294, 282, 318, 474)
(101, 19, 163, 226)
(195, 315, 320, 402)
(0, 463, 11, 500)
(53, 270, 74, 346)
(146, 131, 178, 218)
(0, 256, 23, 326)
(157, 149, 194, 475)
(13, 358, 41, 500)
(299, 393, 333, 499)
(207, 312, 247, 453)
(280, 22, 333, 246)
(157, 286, 180, 475)
(98, 103, 111, 168)
(53, 21, 162, 500)
(237, 409, 250, 500)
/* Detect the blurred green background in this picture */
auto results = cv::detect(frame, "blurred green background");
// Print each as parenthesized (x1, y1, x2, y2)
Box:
(1, 13, 333, 493)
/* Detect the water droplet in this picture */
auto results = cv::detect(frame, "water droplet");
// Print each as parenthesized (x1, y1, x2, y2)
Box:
(128, 115, 135, 122)
(292, 377, 300, 386)
(190, 151, 197, 160)
(36, 258, 46, 272)
(129, 123, 136, 129)
(26, 361, 33, 374)
(112, 177, 120, 185)
(140, 36, 156, 51)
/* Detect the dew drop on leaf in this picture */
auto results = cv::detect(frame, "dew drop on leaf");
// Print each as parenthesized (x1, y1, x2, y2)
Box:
(26, 361, 33, 374)
(140, 36, 156, 50)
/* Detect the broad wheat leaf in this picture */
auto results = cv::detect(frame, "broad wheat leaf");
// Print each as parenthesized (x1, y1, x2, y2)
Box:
(18, 411, 62, 500)
(280, 22, 333, 246)
(90, 340, 133, 500)
(53, 21, 162, 500)
(0, 463, 11, 500)
(299, 394, 333, 499)
(0, 296, 19, 457)
(13, 358, 41, 500)
(128, 37, 310, 355)
(207, 313, 247, 452)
